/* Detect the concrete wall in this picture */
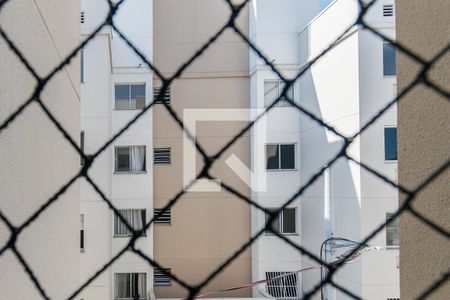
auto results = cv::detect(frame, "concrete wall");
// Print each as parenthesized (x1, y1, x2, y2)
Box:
(0, 0, 80, 298)
(396, 0, 450, 299)
(153, 0, 251, 298)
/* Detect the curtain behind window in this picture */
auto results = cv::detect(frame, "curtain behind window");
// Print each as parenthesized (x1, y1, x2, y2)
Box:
(130, 146, 145, 172)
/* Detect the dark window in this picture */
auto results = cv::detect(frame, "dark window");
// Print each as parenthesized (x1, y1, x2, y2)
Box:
(384, 127, 397, 160)
(80, 131, 85, 167)
(80, 49, 84, 83)
(265, 208, 297, 234)
(115, 84, 146, 110)
(264, 80, 294, 107)
(266, 144, 296, 170)
(383, 43, 396, 76)
(80, 214, 85, 251)
(114, 273, 147, 299)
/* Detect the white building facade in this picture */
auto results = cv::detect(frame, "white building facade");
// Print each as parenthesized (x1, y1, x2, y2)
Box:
(250, 0, 399, 299)
(80, 0, 154, 299)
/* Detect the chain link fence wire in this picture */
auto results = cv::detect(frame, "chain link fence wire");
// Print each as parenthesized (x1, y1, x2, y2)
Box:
(0, 0, 449, 299)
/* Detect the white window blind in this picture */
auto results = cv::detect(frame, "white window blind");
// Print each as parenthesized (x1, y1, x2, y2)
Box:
(114, 209, 146, 236)
(386, 213, 399, 247)
(114, 273, 147, 300)
(115, 146, 146, 173)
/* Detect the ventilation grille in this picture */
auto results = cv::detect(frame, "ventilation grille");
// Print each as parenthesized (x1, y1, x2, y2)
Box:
(80, 11, 85, 24)
(154, 209, 171, 224)
(266, 272, 299, 300)
(154, 268, 171, 286)
(383, 4, 394, 17)
(153, 87, 171, 104)
(154, 147, 171, 164)
(387, 298, 400, 300)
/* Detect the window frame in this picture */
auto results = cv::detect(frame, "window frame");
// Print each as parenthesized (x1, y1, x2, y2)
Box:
(383, 42, 397, 77)
(114, 145, 147, 174)
(113, 209, 147, 237)
(265, 207, 298, 235)
(386, 212, 399, 248)
(265, 143, 297, 171)
(384, 126, 398, 162)
(114, 83, 147, 110)
(264, 80, 295, 108)
(114, 272, 147, 300)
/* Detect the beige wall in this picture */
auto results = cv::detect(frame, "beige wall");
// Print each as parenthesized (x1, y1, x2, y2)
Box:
(397, 1, 450, 299)
(153, 0, 251, 297)
(0, 0, 80, 298)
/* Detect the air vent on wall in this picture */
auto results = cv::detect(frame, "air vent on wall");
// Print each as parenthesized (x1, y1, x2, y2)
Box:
(154, 209, 171, 224)
(154, 147, 171, 164)
(80, 11, 85, 24)
(153, 86, 171, 104)
(383, 4, 394, 17)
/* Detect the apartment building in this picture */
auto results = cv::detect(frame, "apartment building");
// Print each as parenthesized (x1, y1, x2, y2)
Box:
(152, 0, 252, 297)
(297, 0, 399, 299)
(80, 0, 153, 299)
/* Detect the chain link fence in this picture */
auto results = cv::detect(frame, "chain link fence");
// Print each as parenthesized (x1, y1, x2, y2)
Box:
(0, 0, 449, 299)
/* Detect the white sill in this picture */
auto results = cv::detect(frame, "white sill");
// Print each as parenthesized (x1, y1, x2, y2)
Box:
(266, 169, 298, 172)
(386, 245, 399, 250)
(113, 108, 145, 111)
(80, 248, 85, 253)
(265, 232, 299, 236)
(384, 160, 398, 164)
(113, 234, 147, 238)
(114, 171, 147, 175)
(383, 75, 397, 78)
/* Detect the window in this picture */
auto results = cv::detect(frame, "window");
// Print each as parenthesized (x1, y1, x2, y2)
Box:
(114, 209, 146, 236)
(154, 209, 171, 225)
(115, 146, 146, 173)
(115, 83, 146, 110)
(114, 273, 147, 300)
(266, 144, 296, 170)
(154, 147, 171, 164)
(383, 42, 396, 76)
(153, 86, 171, 104)
(383, 4, 394, 17)
(384, 127, 397, 161)
(80, 214, 85, 251)
(265, 208, 297, 234)
(80, 131, 85, 167)
(386, 213, 399, 247)
(264, 80, 294, 107)
(154, 268, 171, 286)
(265, 272, 299, 300)
(80, 49, 84, 83)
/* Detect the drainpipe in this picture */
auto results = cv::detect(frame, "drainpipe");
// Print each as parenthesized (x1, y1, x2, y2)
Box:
(323, 167, 335, 300)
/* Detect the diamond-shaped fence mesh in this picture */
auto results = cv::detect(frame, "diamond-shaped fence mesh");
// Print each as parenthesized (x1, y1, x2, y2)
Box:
(0, 0, 449, 299)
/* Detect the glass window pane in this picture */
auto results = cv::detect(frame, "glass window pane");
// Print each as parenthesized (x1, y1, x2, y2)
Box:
(115, 273, 131, 298)
(264, 81, 278, 107)
(116, 147, 130, 172)
(115, 84, 129, 100)
(384, 127, 397, 160)
(282, 208, 296, 233)
(266, 145, 280, 169)
(280, 144, 295, 169)
(383, 43, 396, 76)
(131, 84, 146, 109)
(386, 213, 399, 246)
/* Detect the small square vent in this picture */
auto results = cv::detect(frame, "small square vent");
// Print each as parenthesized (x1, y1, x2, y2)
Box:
(383, 4, 394, 17)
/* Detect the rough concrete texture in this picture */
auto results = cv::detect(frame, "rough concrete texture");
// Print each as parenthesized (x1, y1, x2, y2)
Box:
(397, 1, 450, 299)
(0, 0, 80, 298)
